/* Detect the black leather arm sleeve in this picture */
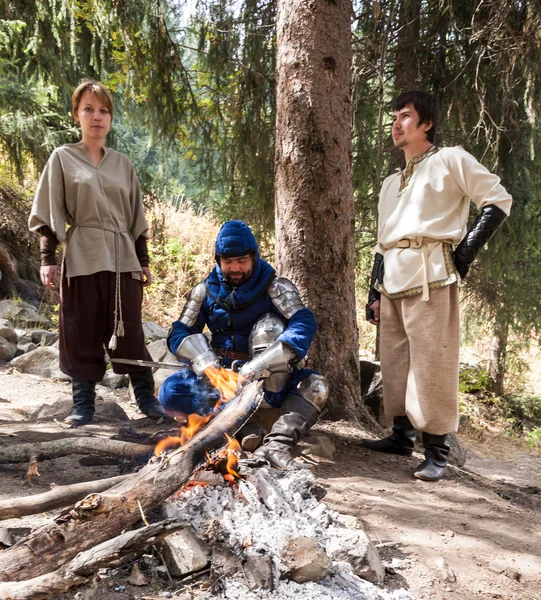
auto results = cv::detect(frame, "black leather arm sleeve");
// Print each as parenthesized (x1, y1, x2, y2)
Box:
(366, 253, 384, 321)
(454, 204, 507, 279)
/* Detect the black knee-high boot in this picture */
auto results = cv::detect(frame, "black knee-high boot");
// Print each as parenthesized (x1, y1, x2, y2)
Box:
(414, 432, 450, 481)
(361, 415, 416, 456)
(65, 380, 96, 426)
(129, 368, 167, 420)
(254, 393, 319, 469)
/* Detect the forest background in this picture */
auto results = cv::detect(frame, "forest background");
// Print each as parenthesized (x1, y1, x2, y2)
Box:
(1, 0, 541, 446)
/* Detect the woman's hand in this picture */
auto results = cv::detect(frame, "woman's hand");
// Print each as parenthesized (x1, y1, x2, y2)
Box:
(141, 266, 152, 288)
(40, 265, 58, 288)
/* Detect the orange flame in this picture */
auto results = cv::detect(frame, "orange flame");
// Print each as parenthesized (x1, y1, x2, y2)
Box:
(204, 365, 245, 405)
(224, 433, 241, 479)
(154, 412, 212, 455)
(153, 366, 246, 462)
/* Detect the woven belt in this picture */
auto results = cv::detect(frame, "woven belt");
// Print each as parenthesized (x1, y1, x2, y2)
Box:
(382, 237, 453, 302)
(214, 348, 250, 361)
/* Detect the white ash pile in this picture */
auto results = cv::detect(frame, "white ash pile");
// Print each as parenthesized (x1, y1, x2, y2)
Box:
(162, 464, 414, 600)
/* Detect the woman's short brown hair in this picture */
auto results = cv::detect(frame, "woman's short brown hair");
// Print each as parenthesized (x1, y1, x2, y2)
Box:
(72, 78, 114, 121)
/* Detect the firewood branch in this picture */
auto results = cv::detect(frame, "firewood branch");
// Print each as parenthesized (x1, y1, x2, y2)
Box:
(0, 518, 187, 600)
(0, 438, 153, 464)
(0, 474, 130, 521)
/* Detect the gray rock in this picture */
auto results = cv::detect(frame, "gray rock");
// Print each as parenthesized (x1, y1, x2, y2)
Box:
(488, 559, 508, 574)
(147, 338, 169, 363)
(0, 319, 17, 344)
(0, 336, 17, 361)
(244, 554, 274, 591)
(325, 526, 385, 584)
(308, 436, 336, 459)
(281, 536, 332, 583)
(30, 329, 59, 346)
(33, 396, 129, 422)
(146, 339, 181, 393)
(434, 556, 457, 583)
(101, 370, 129, 389)
(142, 320, 168, 343)
(159, 527, 210, 577)
(16, 342, 37, 356)
(0, 528, 13, 548)
(14, 328, 27, 340)
(10, 346, 69, 380)
(0, 299, 52, 328)
(447, 433, 466, 467)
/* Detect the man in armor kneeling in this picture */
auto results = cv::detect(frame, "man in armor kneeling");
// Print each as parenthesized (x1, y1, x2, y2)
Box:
(158, 220, 329, 469)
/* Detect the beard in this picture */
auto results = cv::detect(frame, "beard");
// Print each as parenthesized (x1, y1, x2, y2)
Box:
(224, 271, 251, 286)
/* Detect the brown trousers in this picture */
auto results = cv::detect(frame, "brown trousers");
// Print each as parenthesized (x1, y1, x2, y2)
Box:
(59, 271, 151, 382)
(380, 283, 460, 435)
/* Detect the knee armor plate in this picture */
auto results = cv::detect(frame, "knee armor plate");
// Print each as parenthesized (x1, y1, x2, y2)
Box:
(297, 374, 329, 411)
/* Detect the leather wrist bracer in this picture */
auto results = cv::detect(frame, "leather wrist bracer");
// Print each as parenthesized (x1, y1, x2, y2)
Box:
(454, 204, 507, 279)
(366, 252, 384, 321)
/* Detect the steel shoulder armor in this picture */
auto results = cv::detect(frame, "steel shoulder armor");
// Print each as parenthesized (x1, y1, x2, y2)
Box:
(179, 282, 206, 327)
(268, 277, 305, 319)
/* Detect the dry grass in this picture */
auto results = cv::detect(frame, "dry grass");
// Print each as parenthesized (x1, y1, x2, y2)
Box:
(142, 199, 220, 328)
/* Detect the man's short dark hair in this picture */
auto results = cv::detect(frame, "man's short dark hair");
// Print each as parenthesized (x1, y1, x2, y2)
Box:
(392, 91, 440, 144)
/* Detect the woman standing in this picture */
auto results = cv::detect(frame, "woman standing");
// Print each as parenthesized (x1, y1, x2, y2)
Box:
(29, 78, 166, 425)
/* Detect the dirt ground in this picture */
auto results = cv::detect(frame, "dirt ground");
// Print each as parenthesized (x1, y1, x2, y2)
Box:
(0, 363, 540, 600)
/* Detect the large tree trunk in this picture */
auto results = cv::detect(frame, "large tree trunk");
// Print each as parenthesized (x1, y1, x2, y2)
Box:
(488, 311, 509, 397)
(274, 0, 360, 421)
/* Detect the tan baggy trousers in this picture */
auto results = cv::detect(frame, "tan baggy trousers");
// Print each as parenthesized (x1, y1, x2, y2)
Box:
(380, 283, 460, 435)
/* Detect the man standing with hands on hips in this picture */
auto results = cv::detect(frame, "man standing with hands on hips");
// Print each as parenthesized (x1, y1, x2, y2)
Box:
(364, 91, 512, 481)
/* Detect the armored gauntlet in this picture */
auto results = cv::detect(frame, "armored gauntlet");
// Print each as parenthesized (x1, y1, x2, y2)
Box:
(239, 341, 295, 382)
(175, 333, 220, 376)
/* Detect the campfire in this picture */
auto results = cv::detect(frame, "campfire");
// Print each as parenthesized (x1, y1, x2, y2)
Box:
(0, 368, 413, 600)
(147, 366, 413, 599)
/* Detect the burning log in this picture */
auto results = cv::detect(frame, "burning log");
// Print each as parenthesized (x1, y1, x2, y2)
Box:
(0, 379, 263, 585)
(0, 518, 187, 600)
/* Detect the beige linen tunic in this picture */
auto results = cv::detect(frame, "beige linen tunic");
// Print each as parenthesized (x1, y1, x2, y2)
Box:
(29, 141, 149, 278)
(376, 146, 513, 299)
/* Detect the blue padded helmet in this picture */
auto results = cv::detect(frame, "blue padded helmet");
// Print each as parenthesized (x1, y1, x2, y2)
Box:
(215, 220, 258, 260)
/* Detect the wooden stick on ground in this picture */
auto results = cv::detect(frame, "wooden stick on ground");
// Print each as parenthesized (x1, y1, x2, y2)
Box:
(0, 518, 188, 600)
(0, 381, 262, 583)
(0, 438, 153, 465)
(0, 474, 130, 521)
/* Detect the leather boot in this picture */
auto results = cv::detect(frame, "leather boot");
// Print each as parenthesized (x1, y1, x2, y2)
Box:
(129, 369, 167, 420)
(65, 380, 96, 426)
(236, 422, 264, 452)
(254, 393, 318, 469)
(361, 415, 416, 456)
(414, 432, 450, 481)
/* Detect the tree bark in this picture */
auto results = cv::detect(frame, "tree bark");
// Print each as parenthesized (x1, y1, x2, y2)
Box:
(274, 0, 360, 421)
(0, 382, 261, 583)
(0, 474, 130, 521)
(488, 311, 509, 397)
